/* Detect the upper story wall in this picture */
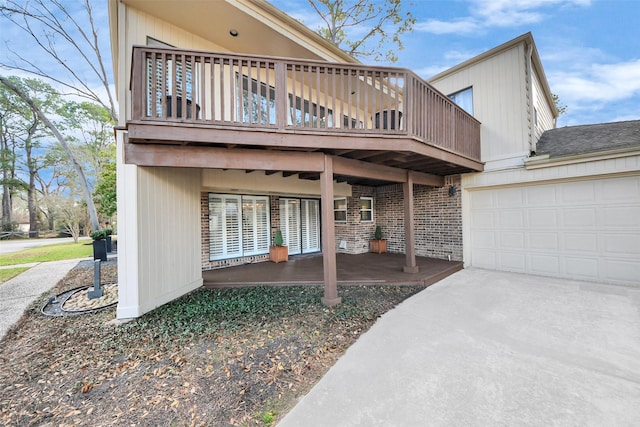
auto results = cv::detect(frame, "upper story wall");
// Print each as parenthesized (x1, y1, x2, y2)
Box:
(430, 43, 529, 169)
(109, 0, 358, 127)
(532, 69, 556, 147)
(429, 33, 557, 171)
(115, 7, 227, 125)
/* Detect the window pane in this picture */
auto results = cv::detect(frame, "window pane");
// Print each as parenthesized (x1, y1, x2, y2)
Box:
(334, 211, 347, 222)
(334, 198, 347, 210)
(360, 198, 372, 210)
(360, 211, 372, 221)
(449, 87, 473, 115)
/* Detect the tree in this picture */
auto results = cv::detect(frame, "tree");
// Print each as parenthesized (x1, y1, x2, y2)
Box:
(307, 0, 415, 62)
(57, 196, 85, 243)
(93, 161, 116, 218)
(0, 76, 100, 231)
(0, 0, 117, 122)
(0, 79, 24, 229)
(553, 93, 568, 116)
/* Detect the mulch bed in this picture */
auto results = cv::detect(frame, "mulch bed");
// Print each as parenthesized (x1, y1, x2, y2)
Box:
(0, 262, 425, 426)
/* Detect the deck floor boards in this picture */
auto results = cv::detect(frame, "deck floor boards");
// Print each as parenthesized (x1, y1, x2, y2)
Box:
(203, 253, 462, 288)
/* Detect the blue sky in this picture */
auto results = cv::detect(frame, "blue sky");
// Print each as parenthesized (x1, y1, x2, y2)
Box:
(1, 0, 638, 128)
(271, 0, 640, 127)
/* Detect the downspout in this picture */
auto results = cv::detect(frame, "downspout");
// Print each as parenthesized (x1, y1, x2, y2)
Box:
(526, 42, 535, 155)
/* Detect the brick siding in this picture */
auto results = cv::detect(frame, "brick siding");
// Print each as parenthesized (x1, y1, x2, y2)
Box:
(200, 175, 462, 270)
(375, 175, 462, 261)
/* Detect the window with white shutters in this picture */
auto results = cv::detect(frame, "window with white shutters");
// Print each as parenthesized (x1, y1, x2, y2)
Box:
(242, 196, 270, 256)
(209, 194, 270, 261)
(279, 198, 301, 255)
(146, 37, 198, 118)
(301, 199, 320, 253)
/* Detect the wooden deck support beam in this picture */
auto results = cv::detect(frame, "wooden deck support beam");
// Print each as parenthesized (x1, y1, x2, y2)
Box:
(403, 172, 419, 273)
(320, 154, 341, 306)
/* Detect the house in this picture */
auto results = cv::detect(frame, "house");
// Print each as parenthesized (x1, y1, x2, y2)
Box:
(108, 1, 639, 319)
(426, 34, 639, 285)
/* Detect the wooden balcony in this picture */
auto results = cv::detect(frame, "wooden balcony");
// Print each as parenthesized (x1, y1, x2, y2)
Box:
(127, 46, 482, 183)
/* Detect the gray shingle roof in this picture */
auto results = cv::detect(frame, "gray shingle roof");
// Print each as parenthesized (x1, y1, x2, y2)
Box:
(536, 120, 640, 158)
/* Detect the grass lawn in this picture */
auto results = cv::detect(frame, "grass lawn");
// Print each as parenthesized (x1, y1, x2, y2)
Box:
(0, 267, 29, 284)
(0, 242, 92, 267)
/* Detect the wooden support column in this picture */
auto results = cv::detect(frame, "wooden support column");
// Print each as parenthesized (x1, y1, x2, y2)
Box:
(403, 172, 419, 273)
(320, 154, 341, 306)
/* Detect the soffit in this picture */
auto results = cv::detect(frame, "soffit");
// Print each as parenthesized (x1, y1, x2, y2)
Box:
(121, 0, 347, 62)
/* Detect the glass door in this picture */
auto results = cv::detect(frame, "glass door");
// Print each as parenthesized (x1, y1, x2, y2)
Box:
(279, 198, 321, 255)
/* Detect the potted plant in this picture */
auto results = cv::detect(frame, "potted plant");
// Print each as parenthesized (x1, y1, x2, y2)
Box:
(370, 225, 387, 254)
(105, 228, 113, 253)
(269, 230, 288, 263)
(90, 229, 108, 261)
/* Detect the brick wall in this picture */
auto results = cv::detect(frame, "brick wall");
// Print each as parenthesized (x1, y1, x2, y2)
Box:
(334, 185, 376, 254)
(375, 175, 462, 261)
(200, 175, 462, 270)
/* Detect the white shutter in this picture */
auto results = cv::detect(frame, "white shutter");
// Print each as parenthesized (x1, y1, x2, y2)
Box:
(209, 194, 242, 260)
(255, 197, 270, 253)
(224, 196, 241, 257)
(280, 199, 301, 255)
(301, 199, 320, 253)
(209, 195, 224, 259)
(242, 196, 270, 256)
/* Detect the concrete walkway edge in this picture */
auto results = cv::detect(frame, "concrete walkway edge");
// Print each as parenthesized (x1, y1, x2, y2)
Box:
(0, 258, 87, 340)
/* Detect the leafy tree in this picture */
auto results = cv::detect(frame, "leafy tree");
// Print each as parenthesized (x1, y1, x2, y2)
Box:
(307, 0, 415, 62)
(553, 93, 567, 116)
(57, 196, 85, 243)
(0, 76, 100, 231)
(0, 79, 25, 228)
(93, 161, 116, 218)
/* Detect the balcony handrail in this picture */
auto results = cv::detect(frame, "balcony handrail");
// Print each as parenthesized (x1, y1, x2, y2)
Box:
(130, 46, 480, 162)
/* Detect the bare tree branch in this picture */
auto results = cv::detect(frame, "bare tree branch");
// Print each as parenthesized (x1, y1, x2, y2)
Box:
(0, 0, 117, 122)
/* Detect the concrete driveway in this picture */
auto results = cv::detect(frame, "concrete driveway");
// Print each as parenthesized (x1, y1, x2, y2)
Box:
(279, 268, 640, 426)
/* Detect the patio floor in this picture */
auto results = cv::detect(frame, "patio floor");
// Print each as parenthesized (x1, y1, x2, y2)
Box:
(203, 253, 463, 288)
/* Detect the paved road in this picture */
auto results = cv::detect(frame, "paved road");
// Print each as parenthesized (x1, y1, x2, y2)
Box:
(279, 268, 640, 426)
(0, 237, 90, 255)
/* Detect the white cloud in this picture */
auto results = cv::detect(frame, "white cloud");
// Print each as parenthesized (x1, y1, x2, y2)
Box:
(415, 0, 591, 34)
(415, 18, 479, 35)
(551, 59, 640, 103)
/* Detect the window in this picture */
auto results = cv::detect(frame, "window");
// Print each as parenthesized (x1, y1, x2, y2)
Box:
(449, 87, 473, 115)
(360, 197, 374, 222)
(146, 37, 198, 118)
(237, 75, 276, 125)
(334, 198, 347, 222)
(209, 194, 270, 261)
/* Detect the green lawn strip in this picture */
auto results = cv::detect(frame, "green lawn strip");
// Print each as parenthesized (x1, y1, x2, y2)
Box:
(0, 267, 29, 284)
(0, 242, 92, 267)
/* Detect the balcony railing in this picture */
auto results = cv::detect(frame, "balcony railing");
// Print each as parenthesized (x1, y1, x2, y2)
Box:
(130, 46, 481, 162)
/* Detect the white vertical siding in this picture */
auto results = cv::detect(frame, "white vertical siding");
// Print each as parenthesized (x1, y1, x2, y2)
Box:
(430, 44, 530, 167)
(135, 167, 203, 316)
(121, 6, 228, 121)
(532, 70, 555, 145)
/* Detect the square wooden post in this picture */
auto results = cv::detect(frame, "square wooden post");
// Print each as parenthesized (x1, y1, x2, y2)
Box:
(404, 172, 419, 273)
(320, 155, 341, 306)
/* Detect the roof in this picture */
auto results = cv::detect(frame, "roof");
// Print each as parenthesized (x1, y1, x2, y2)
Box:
(536, 120, 640, 157)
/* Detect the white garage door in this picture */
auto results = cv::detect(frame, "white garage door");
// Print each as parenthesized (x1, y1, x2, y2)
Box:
(469, 175, 640, 286)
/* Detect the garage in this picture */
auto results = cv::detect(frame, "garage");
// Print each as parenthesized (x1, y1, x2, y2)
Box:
(468, 175, 640, 286)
